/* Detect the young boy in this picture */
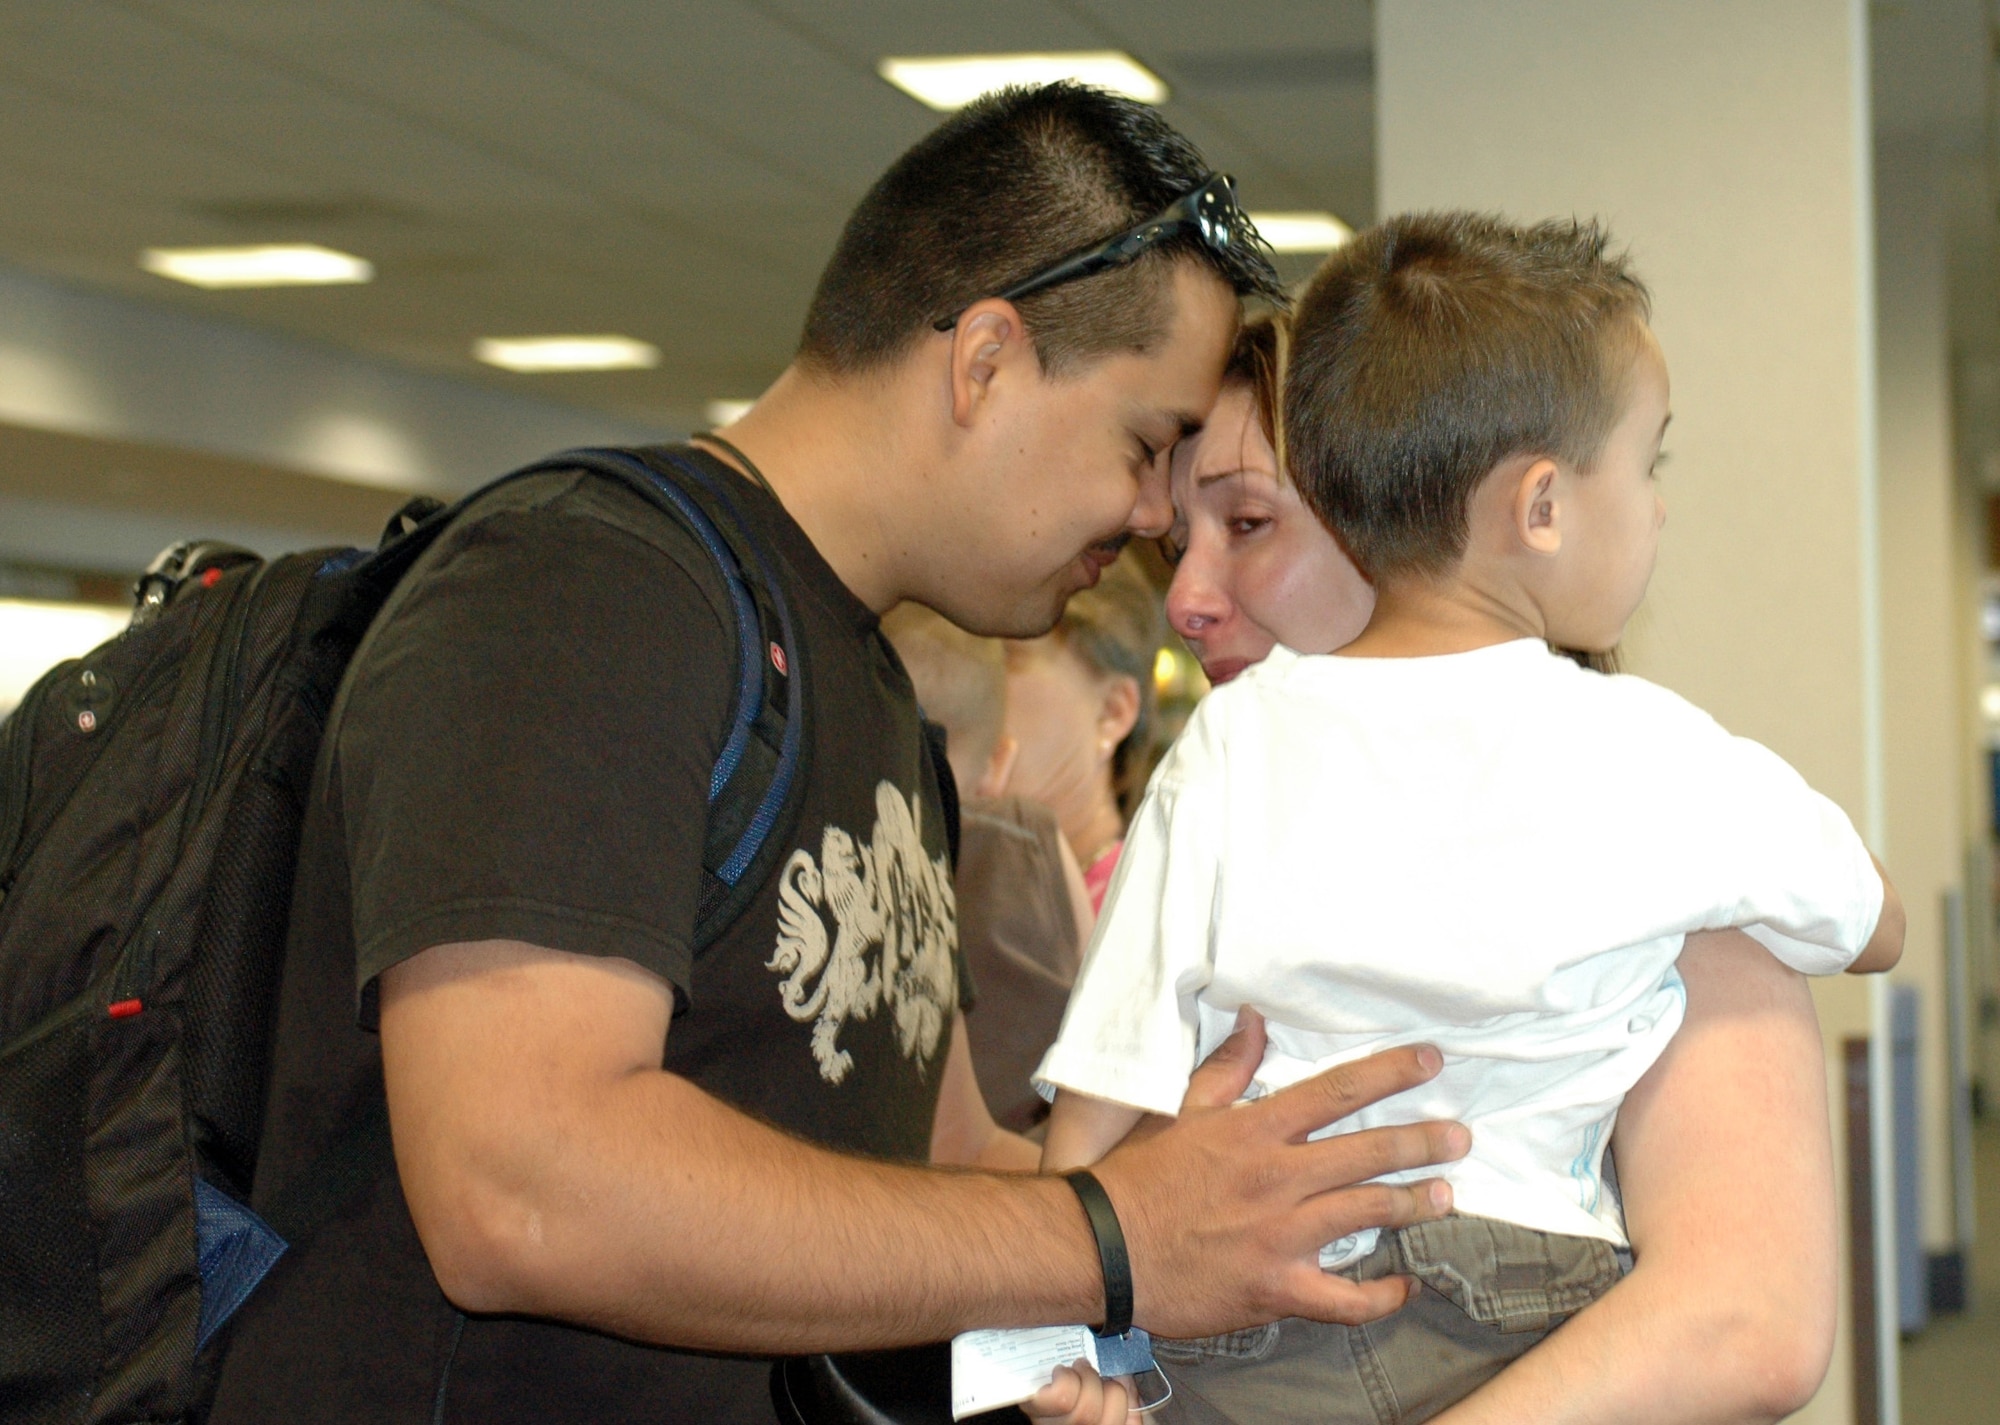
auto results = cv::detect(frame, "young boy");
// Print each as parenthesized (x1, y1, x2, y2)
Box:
(1035, 212, 1904, 1422)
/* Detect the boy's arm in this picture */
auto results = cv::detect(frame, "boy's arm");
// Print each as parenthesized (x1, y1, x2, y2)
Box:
(1041, 1089, 1146, 1172)
(1849, 854, 1905, 973)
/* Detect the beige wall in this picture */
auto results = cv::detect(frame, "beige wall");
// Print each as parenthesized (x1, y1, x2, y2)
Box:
(1376, 2, 1891, 1419)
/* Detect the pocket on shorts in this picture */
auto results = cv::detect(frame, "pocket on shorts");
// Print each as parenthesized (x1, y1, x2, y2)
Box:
(1394, 1216, 1624, 1334)
(1151, 1322, 1282, 1364)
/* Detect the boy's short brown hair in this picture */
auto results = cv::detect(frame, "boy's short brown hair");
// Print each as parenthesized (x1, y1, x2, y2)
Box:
(1284, 212, 1651, 579)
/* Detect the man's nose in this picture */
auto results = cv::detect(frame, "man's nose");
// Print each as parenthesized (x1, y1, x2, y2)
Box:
(1128, 461, 1174, 540)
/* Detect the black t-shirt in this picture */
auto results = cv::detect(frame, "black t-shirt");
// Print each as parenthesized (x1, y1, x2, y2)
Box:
(211, 451, 968, 1423)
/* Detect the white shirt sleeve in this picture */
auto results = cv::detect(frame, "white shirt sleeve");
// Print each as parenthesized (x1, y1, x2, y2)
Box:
(1627, 681, 1884, 975)
(1031, 708, 1228, 1117)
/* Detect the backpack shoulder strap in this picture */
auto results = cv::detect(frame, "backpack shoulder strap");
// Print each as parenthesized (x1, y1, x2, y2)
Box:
(264, 447, 808, 1247)
(330, 444, 809, 952)
(550, 446, 809, 950)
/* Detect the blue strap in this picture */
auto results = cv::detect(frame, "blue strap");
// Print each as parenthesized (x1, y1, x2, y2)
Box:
(653, 451, 805, 885)
(529, 450, 766, 808)
(536, 448, 801, 889)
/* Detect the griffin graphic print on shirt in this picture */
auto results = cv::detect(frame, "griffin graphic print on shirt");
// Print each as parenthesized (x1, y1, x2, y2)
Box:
(769, 780, 958, 1084)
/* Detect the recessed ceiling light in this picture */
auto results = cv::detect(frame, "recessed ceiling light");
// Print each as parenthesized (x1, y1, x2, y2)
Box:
(473, 336, 661, 373)
(141, 243, 374, 288)
(879, 52, 1168, 111)
(1248, 211, 1360, 253)
(705, 399, 755, 427)
(1247, 212, 1354, 254)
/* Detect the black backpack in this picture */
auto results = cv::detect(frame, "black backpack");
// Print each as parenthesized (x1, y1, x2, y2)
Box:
(0, 445, 805, 1424)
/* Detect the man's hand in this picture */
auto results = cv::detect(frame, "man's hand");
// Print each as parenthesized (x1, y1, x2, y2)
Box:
(1023, 1010, 1461, 1419)
(1100, 1009, 1463, 1337)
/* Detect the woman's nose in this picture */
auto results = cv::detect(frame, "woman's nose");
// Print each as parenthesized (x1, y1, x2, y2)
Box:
(1166, 547, 1230, 641)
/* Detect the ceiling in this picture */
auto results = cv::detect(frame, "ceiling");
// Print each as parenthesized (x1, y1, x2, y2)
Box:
(3, 2, 1996, 455)
(0, 0, 1376, 431)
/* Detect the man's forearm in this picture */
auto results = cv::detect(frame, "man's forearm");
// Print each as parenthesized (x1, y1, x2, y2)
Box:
(384, 942, 1466, 1358)
(422, 1065, 1103, 1352)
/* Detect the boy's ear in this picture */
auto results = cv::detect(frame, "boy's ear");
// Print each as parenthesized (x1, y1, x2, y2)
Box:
(949, 300, 1028, 429)
(1513, 458, 1564, 557)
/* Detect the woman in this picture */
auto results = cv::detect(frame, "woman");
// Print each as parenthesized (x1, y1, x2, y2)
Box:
(1032, 318, 1838, 1424)
(1002, 554, 1167, 912)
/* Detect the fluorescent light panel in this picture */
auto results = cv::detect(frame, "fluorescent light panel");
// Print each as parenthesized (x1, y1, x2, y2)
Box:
(474, 336, 661, 373)
(1248, 212, 1354, 253)
(705, 399, 755, 427)
(142, 243, 373, 288)
(880, 52, 1167, 111)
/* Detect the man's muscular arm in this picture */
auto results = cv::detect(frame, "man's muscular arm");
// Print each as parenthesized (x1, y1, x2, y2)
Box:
(380, 939, 1466, 1353)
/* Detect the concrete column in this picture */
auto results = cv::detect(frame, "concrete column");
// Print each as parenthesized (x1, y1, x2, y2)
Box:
(1875, 134, 1967, 1271)
(1376, 3, 1888, 1421)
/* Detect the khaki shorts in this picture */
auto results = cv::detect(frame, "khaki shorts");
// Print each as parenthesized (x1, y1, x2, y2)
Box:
(1150, 1216, 1625, 1425)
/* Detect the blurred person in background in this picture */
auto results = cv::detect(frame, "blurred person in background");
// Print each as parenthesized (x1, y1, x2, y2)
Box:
(883, 604, 1094, 1134)
(1003, 551, 1167, 912)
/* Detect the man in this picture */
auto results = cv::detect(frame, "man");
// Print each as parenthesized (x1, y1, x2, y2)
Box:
(211, 84, 1466, 1423)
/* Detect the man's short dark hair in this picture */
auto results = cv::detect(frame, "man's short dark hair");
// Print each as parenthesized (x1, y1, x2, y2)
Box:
(799, 83, 1283, 376)
(1285, 212, 1651, 580)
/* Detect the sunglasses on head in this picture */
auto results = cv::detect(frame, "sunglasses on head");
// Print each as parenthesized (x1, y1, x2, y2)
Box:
(933, 173, 1257, 332)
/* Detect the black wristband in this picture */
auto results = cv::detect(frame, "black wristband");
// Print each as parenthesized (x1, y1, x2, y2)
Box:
(1064, 1170, 1133, 1337)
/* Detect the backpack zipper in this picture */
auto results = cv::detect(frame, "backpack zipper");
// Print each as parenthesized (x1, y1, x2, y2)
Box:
(183, 563, 270, 839)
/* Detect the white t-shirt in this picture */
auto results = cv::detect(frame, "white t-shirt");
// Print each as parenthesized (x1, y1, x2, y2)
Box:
(1034, 640, 1881, 1259)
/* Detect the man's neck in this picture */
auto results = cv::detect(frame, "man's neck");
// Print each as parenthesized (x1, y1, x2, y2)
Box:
(1338, 569, 1548, 659)
(692, 364, 924, 614)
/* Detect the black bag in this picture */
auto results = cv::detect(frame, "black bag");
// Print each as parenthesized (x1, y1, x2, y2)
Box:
(0, 446, 804, 1424)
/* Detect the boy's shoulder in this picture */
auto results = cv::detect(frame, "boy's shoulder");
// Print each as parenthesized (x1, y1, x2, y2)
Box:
(1583, 663, 1730, 734)
(1179, 641, 1735, 752)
